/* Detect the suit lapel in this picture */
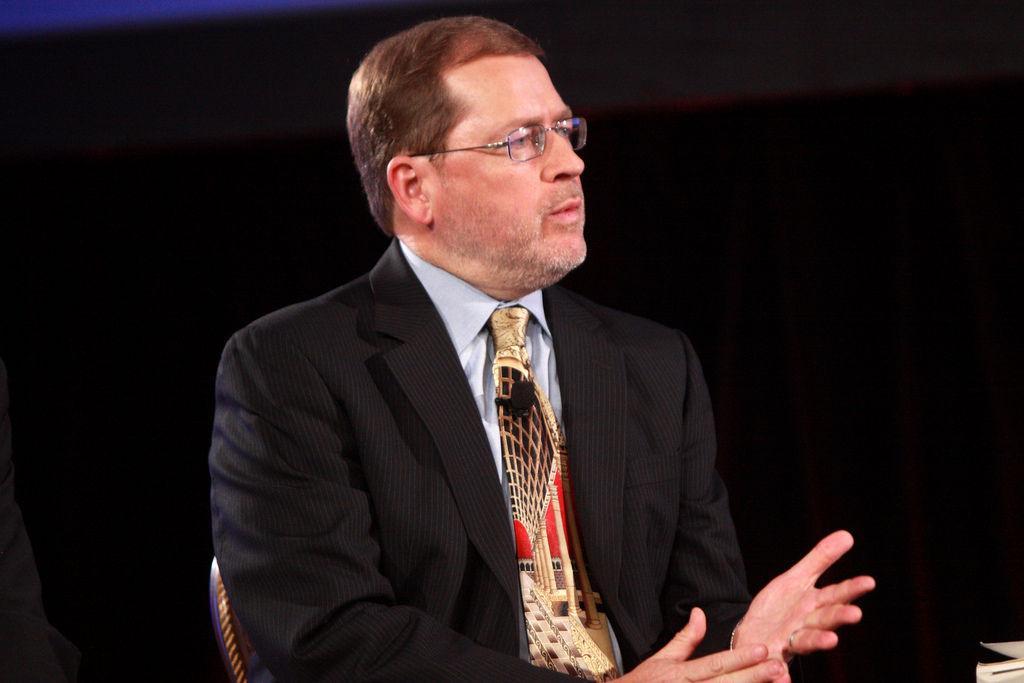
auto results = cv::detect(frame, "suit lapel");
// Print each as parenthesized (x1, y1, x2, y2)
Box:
(546, 287, 646, 655)
(369, 242, 519, 608)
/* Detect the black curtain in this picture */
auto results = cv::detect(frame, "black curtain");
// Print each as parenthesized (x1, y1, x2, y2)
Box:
(1, 80, 1021, 681)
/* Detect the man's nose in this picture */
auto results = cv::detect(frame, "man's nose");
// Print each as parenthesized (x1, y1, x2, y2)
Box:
(541, 131, 585, 182)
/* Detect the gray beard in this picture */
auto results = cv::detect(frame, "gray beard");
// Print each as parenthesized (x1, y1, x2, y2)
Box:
(440, 223, 586, 293)
(438, 187, 587, 294)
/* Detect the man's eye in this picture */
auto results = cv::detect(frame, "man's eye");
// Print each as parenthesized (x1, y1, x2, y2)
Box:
(508, 129, 531, 149)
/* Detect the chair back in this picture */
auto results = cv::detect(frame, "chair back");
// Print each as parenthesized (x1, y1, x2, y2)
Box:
(209, 558, 255, 683)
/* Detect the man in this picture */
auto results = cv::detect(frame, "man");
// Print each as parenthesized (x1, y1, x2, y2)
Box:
(1, 358, 80, 682)
(209, 16, 873, 681)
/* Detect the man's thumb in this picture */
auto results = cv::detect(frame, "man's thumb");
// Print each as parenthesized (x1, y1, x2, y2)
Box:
(657, 607, 707, 661)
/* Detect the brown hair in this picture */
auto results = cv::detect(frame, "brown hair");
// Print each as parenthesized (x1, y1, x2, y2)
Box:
(346, 16, 544, 234)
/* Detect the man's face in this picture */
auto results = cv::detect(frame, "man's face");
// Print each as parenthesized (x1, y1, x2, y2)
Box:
(428, 54, 586, 298)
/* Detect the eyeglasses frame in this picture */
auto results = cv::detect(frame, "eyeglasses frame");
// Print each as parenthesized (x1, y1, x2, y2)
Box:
(410, 116, 587, 162)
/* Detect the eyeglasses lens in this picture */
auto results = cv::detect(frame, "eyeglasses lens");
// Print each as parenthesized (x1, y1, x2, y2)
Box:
(507, 118, 587, 161)
(568, 118, 587, 151)
(508, 127, 541, 161)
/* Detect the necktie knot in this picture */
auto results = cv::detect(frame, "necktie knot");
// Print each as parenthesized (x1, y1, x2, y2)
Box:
(488, 305, 530, 355)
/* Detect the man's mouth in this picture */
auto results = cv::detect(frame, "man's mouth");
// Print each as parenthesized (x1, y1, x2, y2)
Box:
(548, 197, 583, 221)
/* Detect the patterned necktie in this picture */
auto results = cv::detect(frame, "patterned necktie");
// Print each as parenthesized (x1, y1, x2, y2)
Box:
(487, 306, 618, 680)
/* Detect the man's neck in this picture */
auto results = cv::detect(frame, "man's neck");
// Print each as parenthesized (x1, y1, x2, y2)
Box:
(397, 238, 533, 302)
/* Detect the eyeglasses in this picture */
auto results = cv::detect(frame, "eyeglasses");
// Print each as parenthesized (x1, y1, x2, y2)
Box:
(411, 117, 587, 162)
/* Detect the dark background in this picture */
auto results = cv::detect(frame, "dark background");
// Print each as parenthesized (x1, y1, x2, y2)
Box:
(2, 2, 1022, 680)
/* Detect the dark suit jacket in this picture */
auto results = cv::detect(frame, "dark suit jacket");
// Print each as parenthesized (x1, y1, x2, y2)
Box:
(210, 241, 749, 681)
(0, 359, 80, 682)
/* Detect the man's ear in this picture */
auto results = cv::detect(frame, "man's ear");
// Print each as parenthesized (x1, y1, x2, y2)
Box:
(386, 155, 434, 227)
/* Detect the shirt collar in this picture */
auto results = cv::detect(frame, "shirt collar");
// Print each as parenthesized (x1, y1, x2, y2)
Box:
(399, 240, 551, 354)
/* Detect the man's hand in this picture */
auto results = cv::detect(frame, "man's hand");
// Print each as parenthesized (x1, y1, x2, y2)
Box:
(621, 608, 786, 682)
(732, 530, 875, 682)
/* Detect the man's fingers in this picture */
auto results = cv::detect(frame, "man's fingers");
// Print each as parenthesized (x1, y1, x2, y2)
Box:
(657, 607, 707, 661)
(786, 627, 839, 655)
(802, 603, 863, 631)
(815, 575, 876, 607)
(710, 657, 787, 683)
(683, 644, 770, 680)
(628, 617, 787, 683)
(747, 659, 788, 683)
(788, 530, 855, 582)
(649, 611, 792, 682)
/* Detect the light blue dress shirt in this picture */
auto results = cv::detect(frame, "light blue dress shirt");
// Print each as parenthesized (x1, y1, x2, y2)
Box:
(399, 241, 562, 478)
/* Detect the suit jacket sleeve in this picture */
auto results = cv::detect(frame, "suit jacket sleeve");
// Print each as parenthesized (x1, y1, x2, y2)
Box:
(209, 326, 563, 682)
(658, 332, 749, 656)
(0, 359, 81, 682)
